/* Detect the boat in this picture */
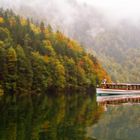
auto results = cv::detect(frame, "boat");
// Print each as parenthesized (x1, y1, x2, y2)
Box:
(97, 83, 140, 96)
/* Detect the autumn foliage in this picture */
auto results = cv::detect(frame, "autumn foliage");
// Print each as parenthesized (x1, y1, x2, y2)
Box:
(0, 9, 110, 94)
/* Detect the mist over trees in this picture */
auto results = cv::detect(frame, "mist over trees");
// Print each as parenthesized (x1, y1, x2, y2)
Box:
(93, 24, 140, 82)
(0, 0, 139, 82)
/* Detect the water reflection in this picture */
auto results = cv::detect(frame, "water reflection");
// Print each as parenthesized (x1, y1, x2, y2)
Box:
(97, 94, 140, 105)
(0, 92, 101, 140)
(87, 94, 140, 140)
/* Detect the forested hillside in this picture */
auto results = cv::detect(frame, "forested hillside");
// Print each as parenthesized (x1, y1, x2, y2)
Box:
(93, 24, 140, 83)
(1, 0, 139, 83)
(0, 9, 110, 95)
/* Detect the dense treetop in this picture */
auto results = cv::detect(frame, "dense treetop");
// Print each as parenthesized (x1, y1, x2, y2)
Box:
(0, 8, 110, 95)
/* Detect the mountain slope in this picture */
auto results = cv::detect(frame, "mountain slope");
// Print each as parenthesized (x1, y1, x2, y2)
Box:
(0, 9, 110, 95)
(93, 24, 140, 82)
(0, 0, 139, 83)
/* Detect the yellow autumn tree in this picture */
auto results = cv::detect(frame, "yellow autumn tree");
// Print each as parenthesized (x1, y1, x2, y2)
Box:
(0, 17, 4, 24)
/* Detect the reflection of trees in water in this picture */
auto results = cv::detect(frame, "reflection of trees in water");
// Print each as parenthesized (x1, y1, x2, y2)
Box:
(0, 92, 103, 140)
(88, 104, 140, 140)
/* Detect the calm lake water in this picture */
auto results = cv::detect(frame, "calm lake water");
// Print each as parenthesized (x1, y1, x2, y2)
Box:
(0, 92, 140, 140)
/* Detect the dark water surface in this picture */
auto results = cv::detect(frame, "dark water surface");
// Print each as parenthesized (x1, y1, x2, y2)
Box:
(0, 92, 140, 140)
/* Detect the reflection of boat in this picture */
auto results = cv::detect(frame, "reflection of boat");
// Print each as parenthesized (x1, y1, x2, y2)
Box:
(97, 94, 140, 105)
(97, 83, 140, 96)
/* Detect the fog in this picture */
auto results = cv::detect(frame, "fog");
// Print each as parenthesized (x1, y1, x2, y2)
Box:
(1, 0, 140, 45)
(78, 0, 140, 20)
(0, 0, 140, 82)
(1, 0, 140, 21)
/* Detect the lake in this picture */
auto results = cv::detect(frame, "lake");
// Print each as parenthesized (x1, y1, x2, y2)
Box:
(0, 92, 140, 140)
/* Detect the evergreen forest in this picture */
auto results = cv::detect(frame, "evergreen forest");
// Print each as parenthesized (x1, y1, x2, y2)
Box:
(0, 9, 110, 95)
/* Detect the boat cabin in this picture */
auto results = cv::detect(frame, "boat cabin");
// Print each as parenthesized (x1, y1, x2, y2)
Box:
(101, 83, 140, 90)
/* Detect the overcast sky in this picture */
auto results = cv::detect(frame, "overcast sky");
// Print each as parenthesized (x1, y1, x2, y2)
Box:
(1, 0, 140, 22)
(78, 0, 140, 20)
